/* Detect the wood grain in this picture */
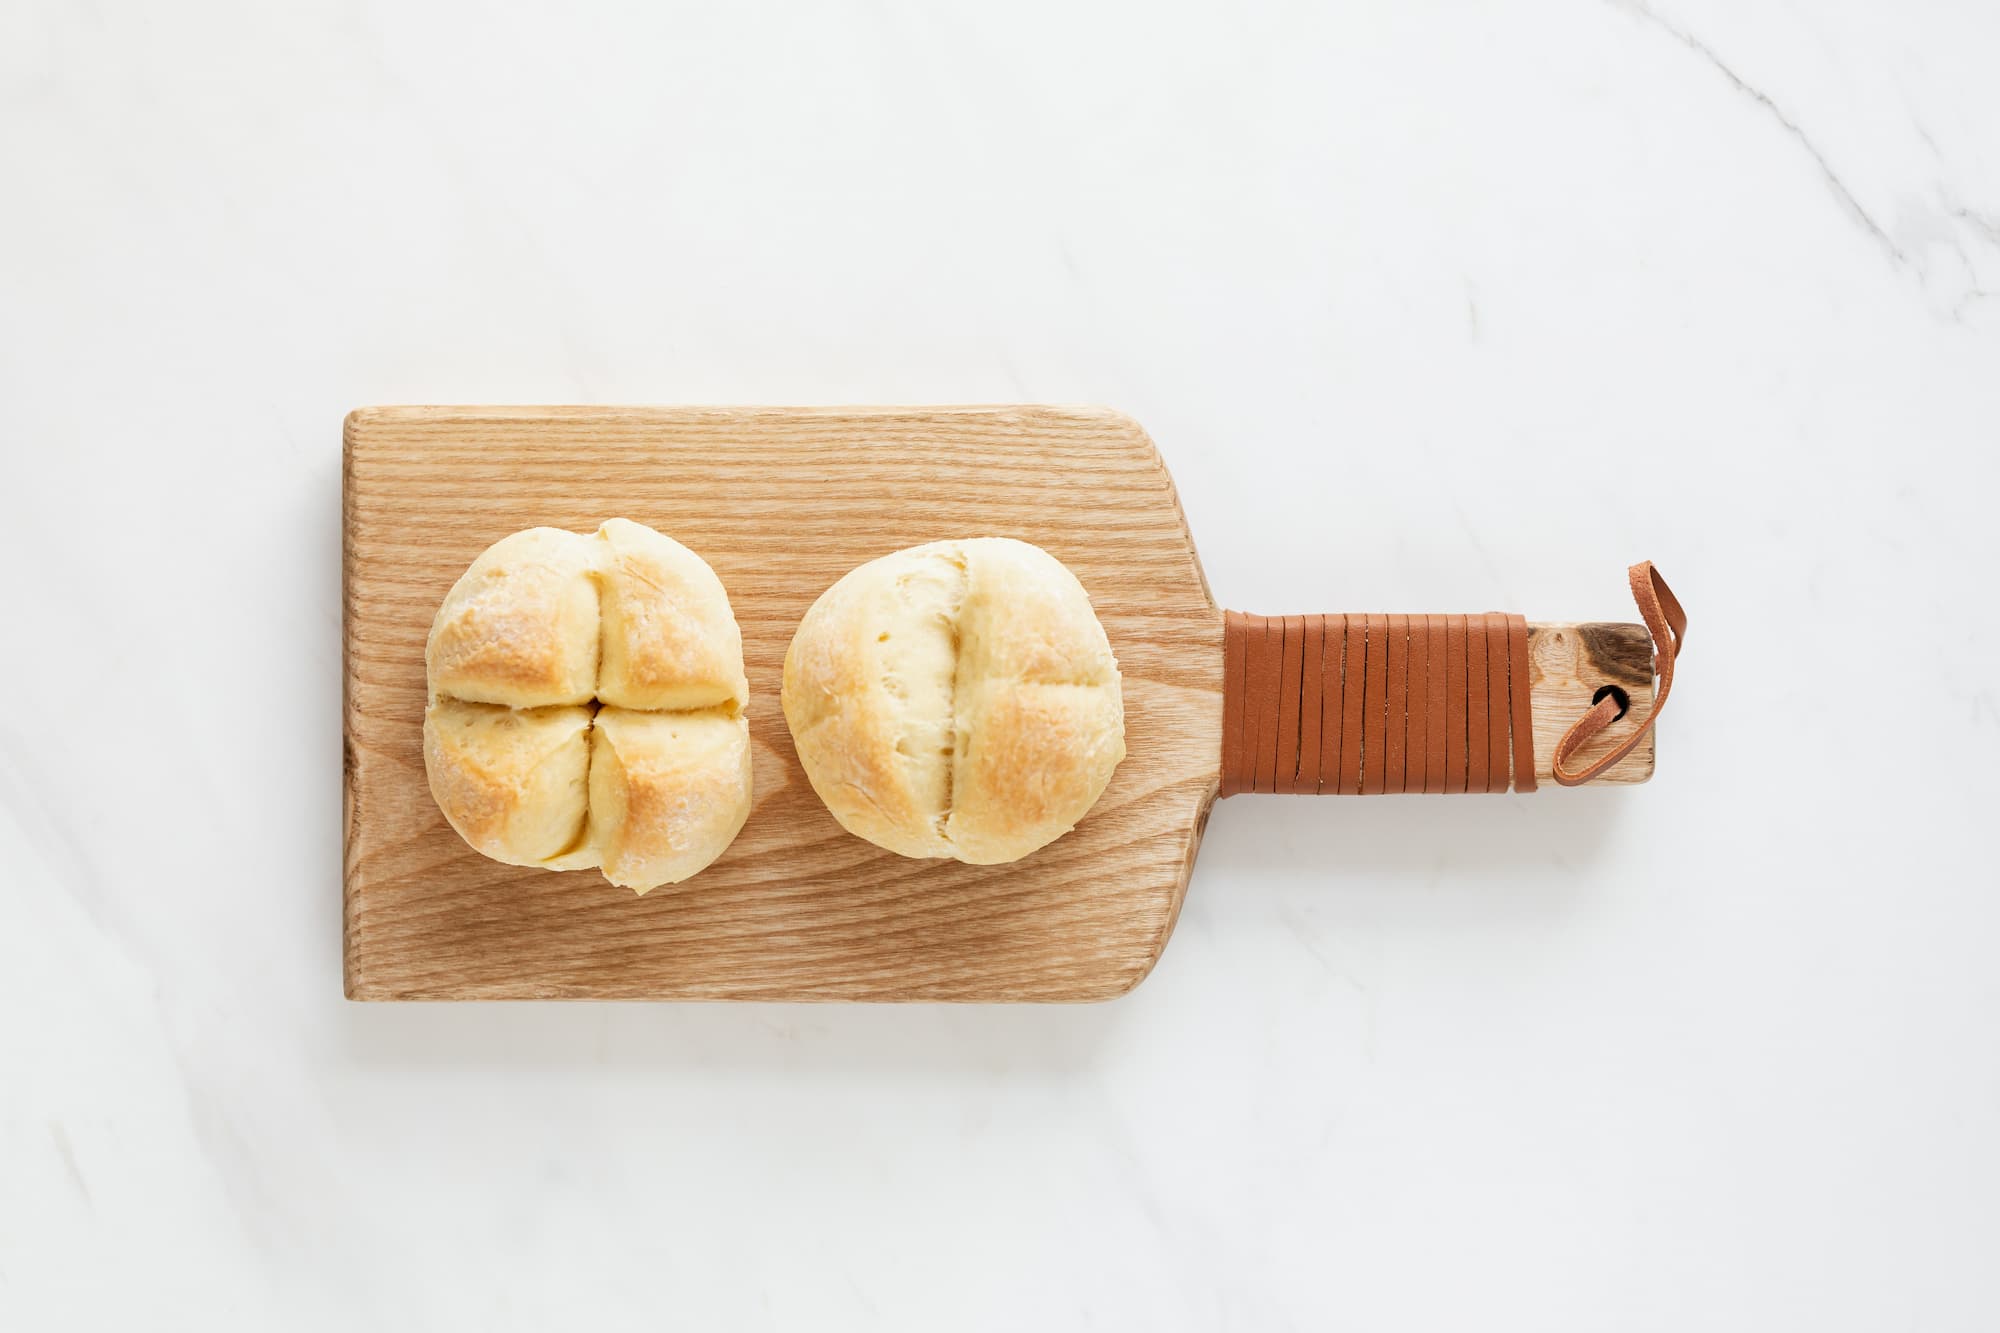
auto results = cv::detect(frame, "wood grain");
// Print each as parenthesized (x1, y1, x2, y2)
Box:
(1526, 622, 1657, 785)
(344, 406, 1659, 1002)
(344, 407, 1222, 1001)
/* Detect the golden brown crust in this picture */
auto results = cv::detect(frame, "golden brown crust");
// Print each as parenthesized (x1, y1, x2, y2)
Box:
(422, 520, 751, 892)
(596, 517, 749, 712)
(782, 538, 1123, 864)
(947, 683, 1124, 865)
(589, 708, 753, 892)
(425, 528, 600, 707)
(422, 701, 593, 865)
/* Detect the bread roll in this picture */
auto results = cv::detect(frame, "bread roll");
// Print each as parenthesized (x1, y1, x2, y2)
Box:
(422, 519, 750, 893)
(596, 517, 748, 711)
(426, 527, 601, 707)
(782, 538, 1124, 864)
(588, 707, 754, 889)
(422, 700, 594, 864)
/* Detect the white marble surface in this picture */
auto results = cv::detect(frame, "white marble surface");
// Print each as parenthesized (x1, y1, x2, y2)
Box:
(4, 0, 1999, 1327)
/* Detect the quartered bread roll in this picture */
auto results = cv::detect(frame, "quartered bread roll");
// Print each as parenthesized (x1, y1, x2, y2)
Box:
(423, 519, 751, 893)
(782, 538, 1124, 864)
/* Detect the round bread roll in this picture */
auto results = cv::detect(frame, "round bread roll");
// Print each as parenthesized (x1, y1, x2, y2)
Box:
(423, 518, 751, 893)
(782, 538, 1124, 864)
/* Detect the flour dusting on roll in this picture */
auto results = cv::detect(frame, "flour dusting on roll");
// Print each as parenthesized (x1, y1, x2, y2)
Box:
(422, 519, 751, 893)
(782, 538, 1124, 864)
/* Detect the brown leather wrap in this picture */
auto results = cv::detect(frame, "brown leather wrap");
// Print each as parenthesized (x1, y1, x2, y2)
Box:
(1221, 561, 1686, 797)
(1219, 610, 1536, 796)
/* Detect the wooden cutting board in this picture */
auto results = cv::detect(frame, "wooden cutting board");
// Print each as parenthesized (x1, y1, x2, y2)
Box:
(344, 406, 1654, 1001)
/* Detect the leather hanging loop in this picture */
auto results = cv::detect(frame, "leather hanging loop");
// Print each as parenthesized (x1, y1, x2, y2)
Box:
(1550, 561, 1687, 787)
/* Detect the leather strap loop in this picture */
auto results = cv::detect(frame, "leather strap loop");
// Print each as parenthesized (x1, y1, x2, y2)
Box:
(1550, 561, 1686, 787)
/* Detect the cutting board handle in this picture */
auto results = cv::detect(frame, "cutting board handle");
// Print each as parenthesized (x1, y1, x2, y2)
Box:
(1217, 563, 1683, 796)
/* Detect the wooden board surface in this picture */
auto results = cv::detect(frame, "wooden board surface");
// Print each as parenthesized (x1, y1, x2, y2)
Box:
(344, 406, 1657, 1002)
(344, 406, 1223, 1001)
